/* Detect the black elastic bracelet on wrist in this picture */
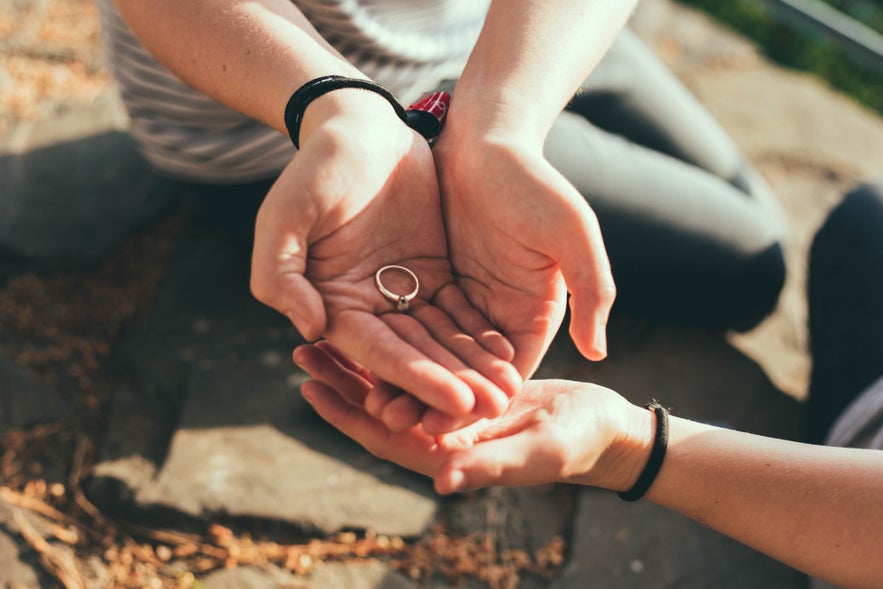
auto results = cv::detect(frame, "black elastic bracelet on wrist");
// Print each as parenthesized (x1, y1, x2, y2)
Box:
(617, 400, 669, 502)
(284, 75, 408, 149)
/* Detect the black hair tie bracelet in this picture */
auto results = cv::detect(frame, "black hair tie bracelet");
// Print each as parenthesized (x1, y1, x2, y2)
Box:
(284, 75, 450, 149)
(617, 400, 669, 502)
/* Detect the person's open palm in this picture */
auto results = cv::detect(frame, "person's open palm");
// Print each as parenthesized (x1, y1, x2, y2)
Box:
(293, 341, 634, 495)
(433, 134, 616, 378)
(251, 103, 521, 429)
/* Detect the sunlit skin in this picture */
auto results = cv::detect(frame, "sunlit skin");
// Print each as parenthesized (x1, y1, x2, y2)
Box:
(251, 93, 523, 430)
(360, 0, 641, 429)
(296, 340, 883, 589)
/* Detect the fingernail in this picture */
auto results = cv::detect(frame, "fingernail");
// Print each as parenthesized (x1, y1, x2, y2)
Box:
(446, 469, 466, 493)
(595, 325, 608, 357)
(291, 347, 306, 369)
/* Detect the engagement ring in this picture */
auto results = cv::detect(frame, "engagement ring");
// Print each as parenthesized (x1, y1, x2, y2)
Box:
(375, 265, 419, 312)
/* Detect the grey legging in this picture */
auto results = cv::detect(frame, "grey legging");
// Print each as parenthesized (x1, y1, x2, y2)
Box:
(544, 29, 787, 330)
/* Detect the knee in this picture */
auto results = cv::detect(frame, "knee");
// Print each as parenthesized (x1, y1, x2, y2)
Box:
(673, 236, 788, 331)
(811, 182, 883, 266)
(725, 239, 787, 330)
(809, 181, 883, 319)
(610, 237, 787, 331)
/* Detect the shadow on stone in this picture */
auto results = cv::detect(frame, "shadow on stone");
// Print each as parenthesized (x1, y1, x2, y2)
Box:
(0, 130, 178, 284)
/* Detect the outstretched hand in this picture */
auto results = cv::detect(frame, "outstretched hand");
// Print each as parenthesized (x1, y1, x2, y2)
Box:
(294, 341, 645, 495)
(250, 98, 522, 432)
(433, 133, 616, 378)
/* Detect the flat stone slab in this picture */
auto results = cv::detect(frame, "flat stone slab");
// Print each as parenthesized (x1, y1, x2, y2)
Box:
(202, 562, 415, 589)
(201, 564, 306, 589)
(306, 562, 415, 589)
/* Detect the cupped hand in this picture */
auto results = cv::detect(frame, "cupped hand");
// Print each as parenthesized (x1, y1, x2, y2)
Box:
(294, 341, 646, 495)
(432, 131, 616, 378)
(250, 96, 522, 430)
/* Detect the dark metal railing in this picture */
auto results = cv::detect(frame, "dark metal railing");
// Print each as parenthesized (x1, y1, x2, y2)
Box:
(761, 0, 883, 72)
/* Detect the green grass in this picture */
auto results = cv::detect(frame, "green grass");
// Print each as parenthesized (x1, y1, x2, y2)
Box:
(675, 0, 883, 115)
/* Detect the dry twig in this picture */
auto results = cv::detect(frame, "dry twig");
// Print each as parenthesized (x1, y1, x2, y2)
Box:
(12, 509, 86, 589)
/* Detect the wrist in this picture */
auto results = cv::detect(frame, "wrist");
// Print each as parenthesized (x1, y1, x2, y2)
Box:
(590, 401, 656, 493)
(298, 87, 409, 149)
(442, 88, 551, 151)
(433, 122, 537, 193)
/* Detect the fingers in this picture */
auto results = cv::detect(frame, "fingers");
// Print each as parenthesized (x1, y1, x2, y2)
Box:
(297, 343, 472, 436)
(325, 311, 477, 417)
(295, 342, 429, 432)
(361, 381, 486, 437)
(421, 408, 487, 437)
(409, 300, 522, 400)
(251, 198, 327, 341)
(355, 295, 521, 434)
(379, 394, 427, 432)
(300, 379, 443, 477)
(554, 200, 616, 362)
(434, 433, 562, 495)
(432, 284, 515, 362)
(292, 343, 372, 405)
(293, 281, 522, 434)
(365, 381, 429, 432)
(301, 380, 368, 434)
(381, 310, 513, 418)
(364, 381, 405, 418)
(252, 269, 327, 342)
(314, 340, 373, 383)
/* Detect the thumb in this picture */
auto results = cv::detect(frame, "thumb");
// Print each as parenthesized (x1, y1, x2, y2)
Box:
(251, 223, 326, 341)
(281, 274, 327, 341)
(554, 203, 616, 361)
(434, 434, 559, 495)
(252, 268, 326, 341)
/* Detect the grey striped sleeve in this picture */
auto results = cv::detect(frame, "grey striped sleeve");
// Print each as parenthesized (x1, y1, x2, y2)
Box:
(97, 0, 487, 182)
(826, 375, 883, 450)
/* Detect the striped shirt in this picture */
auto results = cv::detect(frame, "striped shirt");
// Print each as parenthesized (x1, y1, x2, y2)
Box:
(826, 374, 883, 450)
(97, 0, 489, 182)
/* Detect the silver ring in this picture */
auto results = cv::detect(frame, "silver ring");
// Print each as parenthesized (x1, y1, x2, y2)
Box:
(375, 265, 419, 312)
